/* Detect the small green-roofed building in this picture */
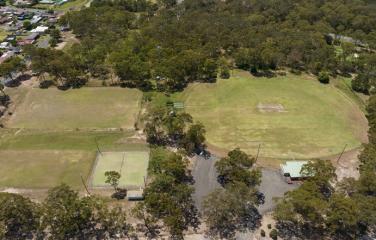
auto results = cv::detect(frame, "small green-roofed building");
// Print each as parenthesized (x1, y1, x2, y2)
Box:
(280, 161, 309, 179)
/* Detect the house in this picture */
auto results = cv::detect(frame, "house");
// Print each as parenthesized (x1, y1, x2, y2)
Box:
(0, 16, 10, 24)
(326, 33, 368, 48)
(30, 26, 49, 33)
(0, 51, 15, 64)
(280, 161, 309, 181)
(0, 42, 10, 49)
(18, 32, 39, 45)
(5, 36, 16, 42)
(30, 15, 42, 25)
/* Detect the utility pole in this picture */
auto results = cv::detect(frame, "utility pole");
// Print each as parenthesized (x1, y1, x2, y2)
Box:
(337, 144, 347, 165)
(81, 174, 91, 196)
(95, 137, 102, 155)
(255, 143, 261, 162)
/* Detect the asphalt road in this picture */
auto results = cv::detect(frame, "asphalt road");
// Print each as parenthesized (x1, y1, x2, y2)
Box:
(192, 154, 220, 210)
(258, 169, 298, 214)
(192, 154, 298, 213)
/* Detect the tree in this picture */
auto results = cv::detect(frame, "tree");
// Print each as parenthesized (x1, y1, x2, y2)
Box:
(269, 229, 278, 240)
(0, 193, 40, 239)
(351, 72, 375, 94)
(220, 66, 230, 79)
(104, 170, 121, 192)
(141, 175, 199, 239)
(23, 20, 32, 31)
(148, 148, 190, 183)
(40, 184, 133, 239)
(181, 122, 206, 154)
(326, 194, 360, 239)
(274, 181, 329, 239)
(202, 182, 263, 239)
(215, 148, 261, 187)
(0, 57, 26, 82)
(135, 148, 199, 239)
(317, 71, 330, 84)
(300, 159, 336, 197)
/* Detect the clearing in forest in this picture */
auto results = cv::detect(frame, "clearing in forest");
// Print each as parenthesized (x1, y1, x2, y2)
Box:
(6, 87, 142, 129)
(173, 71, 368, 159)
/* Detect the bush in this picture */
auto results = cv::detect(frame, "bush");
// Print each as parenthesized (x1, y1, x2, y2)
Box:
(352, 73, 370, 94)
(318, 71, 330, 84)
(267, 223, 272, 229)
(220, 67, 230, 79)
(270, 229, 278, 240)
(260, 229, 266, 237)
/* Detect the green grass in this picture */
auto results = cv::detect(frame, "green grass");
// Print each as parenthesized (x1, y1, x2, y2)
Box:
(0, 129, 148, 189)
(0, 129, 144, 151)
(0, 28, 9, 42)
(33, 0, 90, 11)
(54, 0, 90, 11)
(170, 71, 367, 159)
(0, 150, 94, 188)
(91, 151, 150, 188)
(0, 87, 144, 190)
(7, 87, 142, 129)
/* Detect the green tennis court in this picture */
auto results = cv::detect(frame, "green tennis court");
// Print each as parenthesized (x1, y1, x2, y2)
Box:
(91, 151, 149, 188)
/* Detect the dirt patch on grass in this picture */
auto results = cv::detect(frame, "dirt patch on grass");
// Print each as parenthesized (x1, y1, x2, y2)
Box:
(257, 103, 286, 113)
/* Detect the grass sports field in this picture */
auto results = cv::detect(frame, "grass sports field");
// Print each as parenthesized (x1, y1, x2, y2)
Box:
(0, 150, 94, 188)
(0, 129, 148, 189)
(0, 86, 145, 190)
(91, 151, 150, 188)
(172, 71, 367, 159)
(6, 87, 141, 129)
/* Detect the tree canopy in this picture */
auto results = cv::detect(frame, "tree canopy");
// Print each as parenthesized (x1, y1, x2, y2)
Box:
(42, 0, 376, 92)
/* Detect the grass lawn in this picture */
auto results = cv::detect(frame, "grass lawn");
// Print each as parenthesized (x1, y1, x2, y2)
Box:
(6, 87, 142, 129)
(33, 0, 90, 11)
(54, 0, 90, 11)
(91, 151, 150, 188)
(0, 150, 94, 188)
(171, 71, 367, 159)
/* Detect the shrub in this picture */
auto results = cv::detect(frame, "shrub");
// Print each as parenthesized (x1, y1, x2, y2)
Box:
(260, 229, 266, 237)
(318, 71, 330, 84)
(352, 73, 370, 94)
(220, 67, 230, 79)
(270, 229, 278, 240)
(267, 223, 272, 229)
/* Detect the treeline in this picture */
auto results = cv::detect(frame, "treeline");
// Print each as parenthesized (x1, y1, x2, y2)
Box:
(23, 0, 376, 91)
(0, 184, 134, 239)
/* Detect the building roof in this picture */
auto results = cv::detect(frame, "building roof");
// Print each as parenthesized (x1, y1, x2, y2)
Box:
(127, 190, 144, 200)
(25, 32, 39, 40)
(280, 161, 309, 178)
(31, 26, 48, 33)
(0, 51, 15, 64)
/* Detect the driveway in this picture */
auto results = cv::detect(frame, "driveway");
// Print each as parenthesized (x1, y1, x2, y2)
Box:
(192, 154, 220, 210)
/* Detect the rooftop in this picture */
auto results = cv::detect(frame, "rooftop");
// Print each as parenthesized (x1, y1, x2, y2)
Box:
(280, 161, 309, 178)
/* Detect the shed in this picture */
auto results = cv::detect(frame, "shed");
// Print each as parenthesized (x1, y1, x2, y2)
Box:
(280, 161, 309, 180)
(127, 189, 144, 201)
